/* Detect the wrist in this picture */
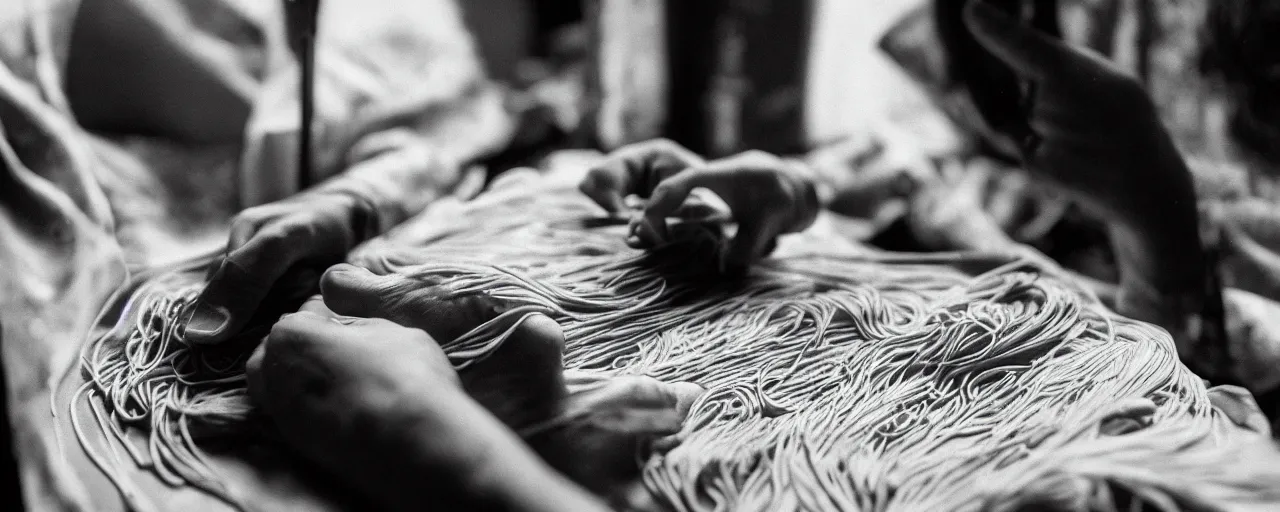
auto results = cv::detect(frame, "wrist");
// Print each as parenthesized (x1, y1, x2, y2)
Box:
(397, 390, 608, 512)
(790, 156, 837, 209)
(463, 437, 611, 512)
(782, 158, 827, 232)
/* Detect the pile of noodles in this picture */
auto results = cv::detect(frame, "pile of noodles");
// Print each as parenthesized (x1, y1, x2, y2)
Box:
(71, 174, 1280, 511)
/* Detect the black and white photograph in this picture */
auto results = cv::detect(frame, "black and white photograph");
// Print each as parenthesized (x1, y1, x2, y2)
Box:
(1, 0, 1279, 510)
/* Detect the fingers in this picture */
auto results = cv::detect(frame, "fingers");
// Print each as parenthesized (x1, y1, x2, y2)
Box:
(227, 209, 275, 252)
(321, 263, 517, 343)
(185, 258, 268, 345)
(578, 169, 628, 213)
(457, 312, 567, 430)
(270, 310, 348, 346)
(245, 341, 267, 405)
(724, 218, 784, 273)
(635, 166, 735, 245)
(963, 0, 1075, 81)
(627, 151, 813, 272)
(248, 311, 341, 409)
(579, 139, 703, 213)
(186, 222, 341, 345)
(320, 264, 413, 320)
(298, 294, 338, 317)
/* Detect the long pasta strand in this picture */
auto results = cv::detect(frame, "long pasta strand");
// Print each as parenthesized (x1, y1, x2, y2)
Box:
(71, 189, 1280, 512)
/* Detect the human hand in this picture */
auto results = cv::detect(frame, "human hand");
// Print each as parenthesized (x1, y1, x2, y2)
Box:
(319, 263, 568, 430)
(633, 149, 821, 272)
(183, 191, 380, 345)
(314, 264, 707, 501)
(962, 0, 1199, 231)
(246, 299, 611, 512)
(580, 140, 821, 272)
(964, 0, 1223, 364)
(577, 138, 706, 213)
(245, 303, 472, 510)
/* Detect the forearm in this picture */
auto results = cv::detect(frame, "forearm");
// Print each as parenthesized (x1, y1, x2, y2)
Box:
(1108, 152, 1211, 309)
(795, 152, 916, 219)
(1107, 159, 1231, 380)
(386, 389, 611, 512)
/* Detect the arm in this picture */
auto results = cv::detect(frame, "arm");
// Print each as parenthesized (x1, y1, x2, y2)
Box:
(249, 310, 610, 512)
(797, 137, 923, 221)
(962, 0, 1231, 380)
(364, 380, 610, 512)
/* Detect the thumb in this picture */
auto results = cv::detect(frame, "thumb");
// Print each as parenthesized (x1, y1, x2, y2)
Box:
(723, 219, 781, 274)
(320, 264, 412, 320)
(963, 0, 1073, 81)
(184, 259, 273, 345)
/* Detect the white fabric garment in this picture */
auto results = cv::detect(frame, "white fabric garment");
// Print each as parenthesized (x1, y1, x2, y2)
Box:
(804, 0, 960, 155)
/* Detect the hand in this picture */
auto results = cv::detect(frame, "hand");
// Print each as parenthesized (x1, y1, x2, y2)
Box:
(577, 138, 705, 213)
(580, 140, 821, 272)
(633, 150, 821, 272)
(319, 263, 568, 430)
(963, 0, 1198, 231)
(247, 298, 611, 512)
(184, 191, 378, 345)
(314, 264, 707, 503)
(246, 304, 475, 510)
(965, 0, 1224, 378)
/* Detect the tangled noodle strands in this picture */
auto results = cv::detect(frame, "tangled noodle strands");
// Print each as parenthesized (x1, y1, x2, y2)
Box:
(74, 185, 1274, 511)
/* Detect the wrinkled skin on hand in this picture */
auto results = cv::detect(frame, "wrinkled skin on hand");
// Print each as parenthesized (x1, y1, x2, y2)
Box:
(246, 307, 472, 510)
(321, 263, 520, 345)
(320, 263, 566, 430)
(185, 191, 375, 345)
(252, 263, 707, 501)
(579, 140, 821, 272)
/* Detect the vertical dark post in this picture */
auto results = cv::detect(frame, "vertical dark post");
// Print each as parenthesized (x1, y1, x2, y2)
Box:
(585, 0, 814, 156)
(737, 0, 813, 156)
(0, 326, 22, 511)
(664, 0, 814, 157)
(284, 0, 321, 191)
(663, 0, 721, 155)
(299, 33, 315, 190)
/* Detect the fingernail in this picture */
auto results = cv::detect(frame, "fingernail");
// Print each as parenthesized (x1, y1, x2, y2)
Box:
(320, 264, 370, 292)
(330, 263, 367, 276)
(635, 220, 654, 244)
(186, 301, 230, 335)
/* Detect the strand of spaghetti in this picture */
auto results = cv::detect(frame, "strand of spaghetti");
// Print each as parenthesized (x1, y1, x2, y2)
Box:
(72, 384, 159, 512)
(72, 189, 1277, 511)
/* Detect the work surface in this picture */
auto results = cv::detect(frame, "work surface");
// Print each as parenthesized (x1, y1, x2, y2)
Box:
(11, 160, 1279, 512)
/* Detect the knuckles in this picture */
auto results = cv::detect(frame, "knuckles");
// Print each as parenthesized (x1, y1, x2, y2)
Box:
(733, 150, 783, 168)
(632, 138, 685, 158)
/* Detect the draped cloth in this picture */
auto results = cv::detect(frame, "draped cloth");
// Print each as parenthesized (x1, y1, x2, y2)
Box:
(0, 0, 511, 509)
